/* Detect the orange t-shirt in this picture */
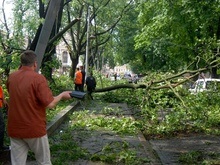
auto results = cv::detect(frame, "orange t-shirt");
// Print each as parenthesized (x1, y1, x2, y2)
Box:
(7, 66, 54, 138)
(74, 70, 82, 85)
(0, 86, 3, 108)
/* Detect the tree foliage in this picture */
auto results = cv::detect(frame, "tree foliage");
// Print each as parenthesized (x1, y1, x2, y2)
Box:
(0, 0, 136, 80)
(132, 0, 220, 75)
(1, 0, 220, 81)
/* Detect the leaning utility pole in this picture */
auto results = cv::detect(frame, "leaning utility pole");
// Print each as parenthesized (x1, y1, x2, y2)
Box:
(35, 0, 62, 72)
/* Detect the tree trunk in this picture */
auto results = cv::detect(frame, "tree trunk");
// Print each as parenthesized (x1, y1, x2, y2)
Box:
(70, 58, 78, 78)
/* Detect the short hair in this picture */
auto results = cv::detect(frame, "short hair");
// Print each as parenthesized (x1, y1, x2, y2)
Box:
(21, 50, 37, 66)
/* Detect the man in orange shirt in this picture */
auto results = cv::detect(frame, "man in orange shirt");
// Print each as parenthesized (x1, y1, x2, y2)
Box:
(7, 50, 72, 165)
(74, 67, 82, 91)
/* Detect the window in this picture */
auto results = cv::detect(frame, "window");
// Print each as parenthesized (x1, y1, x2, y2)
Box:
(196, 81, 204, 90)
(62, 51, 68, 63)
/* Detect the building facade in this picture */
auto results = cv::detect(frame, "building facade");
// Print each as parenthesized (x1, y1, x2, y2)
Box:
(56, 41, 72, 74)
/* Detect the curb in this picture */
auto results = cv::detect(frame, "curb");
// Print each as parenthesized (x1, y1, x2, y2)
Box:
(47, 101, 80, 136)
(138, 132, 162, 165)
(127, 105, 162, 165)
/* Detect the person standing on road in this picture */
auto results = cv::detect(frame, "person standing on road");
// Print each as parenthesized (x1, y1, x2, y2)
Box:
(74, 67, 82, 91)
(6, 50, 72, 165)
(114, 72, 117, 81)
(0, 79, 9, 151)
(86, 72, 96, 100)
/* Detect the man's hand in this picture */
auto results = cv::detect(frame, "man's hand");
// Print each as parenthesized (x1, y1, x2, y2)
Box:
(47, 91, 73, 109)
(61, 91, 73, 100)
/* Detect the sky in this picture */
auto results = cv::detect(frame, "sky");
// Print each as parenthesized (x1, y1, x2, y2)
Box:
(0, 0, 13, 22)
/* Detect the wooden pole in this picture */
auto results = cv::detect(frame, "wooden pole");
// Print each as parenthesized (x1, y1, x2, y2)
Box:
(35, 0, 62, 72)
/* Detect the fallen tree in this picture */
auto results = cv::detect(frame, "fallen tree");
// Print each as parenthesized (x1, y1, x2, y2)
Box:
(94, 55, 220, 93)
(94, 68, 207, 92)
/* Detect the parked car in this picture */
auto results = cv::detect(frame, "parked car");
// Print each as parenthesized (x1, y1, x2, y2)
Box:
(123, 74, 133, 83)
(123, 74, 139, 84)
(132, 74, 139, 84)
(189, 78, 220, 94)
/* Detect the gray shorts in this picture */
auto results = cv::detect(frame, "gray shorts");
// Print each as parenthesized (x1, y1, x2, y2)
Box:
(10, 134, 51, 165)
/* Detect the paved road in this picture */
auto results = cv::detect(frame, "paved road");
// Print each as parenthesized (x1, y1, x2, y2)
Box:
(151, 134, 220, 165)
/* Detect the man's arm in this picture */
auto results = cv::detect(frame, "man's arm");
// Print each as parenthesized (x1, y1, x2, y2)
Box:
(47, 91, 72, 109)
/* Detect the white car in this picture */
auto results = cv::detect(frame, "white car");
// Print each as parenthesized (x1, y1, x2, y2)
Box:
(189, 78, 220, 94)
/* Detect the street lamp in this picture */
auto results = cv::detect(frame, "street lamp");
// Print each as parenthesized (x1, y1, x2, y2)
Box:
(85, 6, 91, 79)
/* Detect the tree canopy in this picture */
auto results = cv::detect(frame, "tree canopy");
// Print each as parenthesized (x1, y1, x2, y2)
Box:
(133, 0, 220, 75)
(1, 0, 220, 80)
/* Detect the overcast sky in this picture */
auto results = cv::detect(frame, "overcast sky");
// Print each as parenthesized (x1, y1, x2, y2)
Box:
(0, 0, 13, 21)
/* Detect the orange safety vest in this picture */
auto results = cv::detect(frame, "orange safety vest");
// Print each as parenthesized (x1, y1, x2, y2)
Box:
(0, 86, 3, 108)
(74, 71, 82, 85)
